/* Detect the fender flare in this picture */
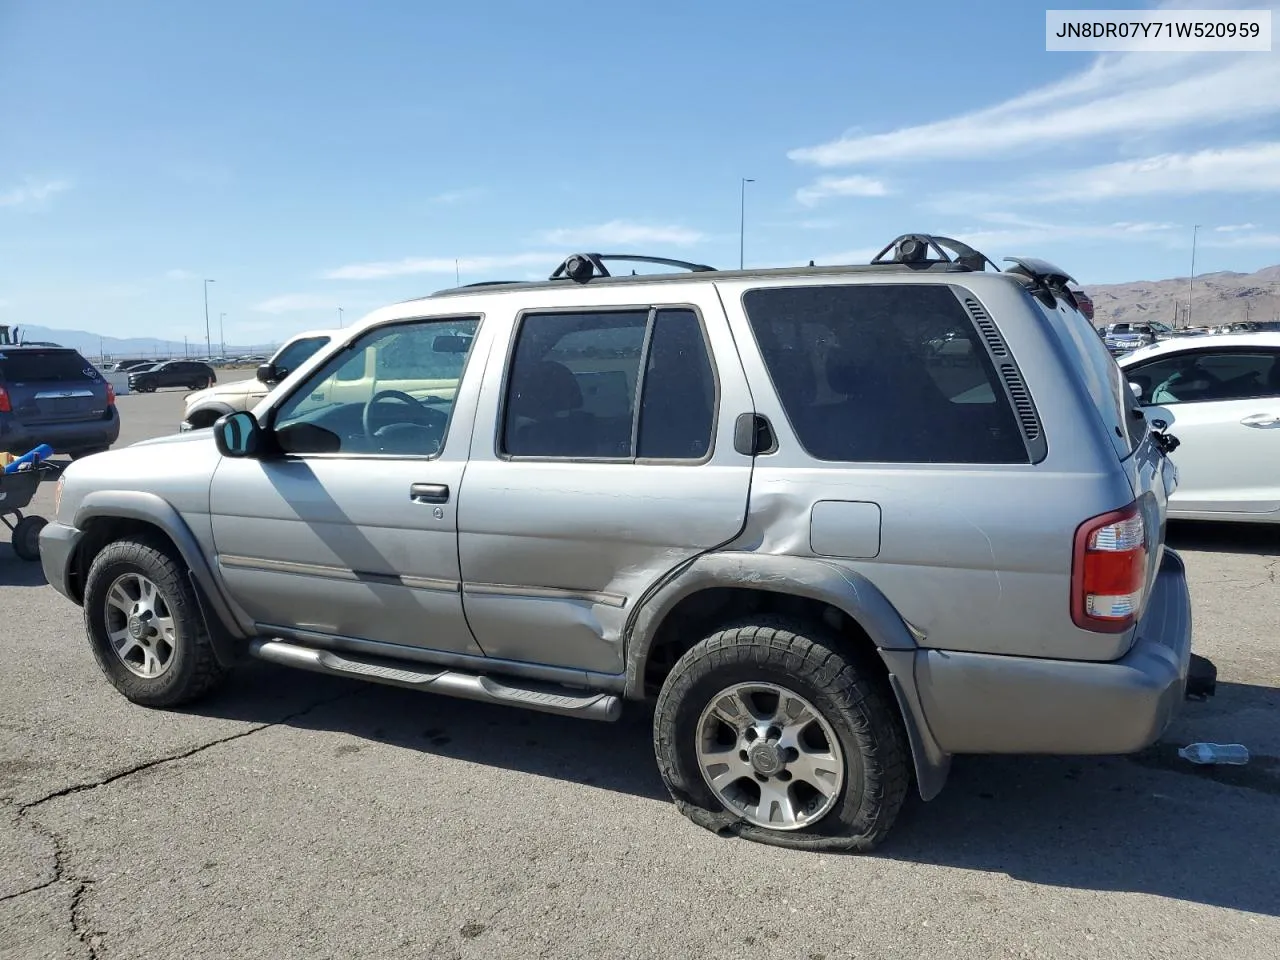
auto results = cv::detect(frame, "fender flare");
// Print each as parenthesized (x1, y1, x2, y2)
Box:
(183, 400, 238, 428)
(72, 491, 250, 667)
(624, 552, 951, 800)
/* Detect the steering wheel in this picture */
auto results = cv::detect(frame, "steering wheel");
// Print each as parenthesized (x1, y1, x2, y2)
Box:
(362, 389, 448, 451)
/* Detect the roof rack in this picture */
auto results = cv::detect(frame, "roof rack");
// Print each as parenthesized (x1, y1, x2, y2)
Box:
(869, 234, 999, 272)
(549, 253, 717, 284)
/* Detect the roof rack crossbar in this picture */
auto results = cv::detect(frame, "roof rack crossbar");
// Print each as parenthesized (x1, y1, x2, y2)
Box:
(869, 234, 998, 272)
(550, 253, 717, 284)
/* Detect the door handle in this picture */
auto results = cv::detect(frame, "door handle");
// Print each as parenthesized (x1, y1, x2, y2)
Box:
(409, 483, 450, 504)
(1239, 413, 1280, 427)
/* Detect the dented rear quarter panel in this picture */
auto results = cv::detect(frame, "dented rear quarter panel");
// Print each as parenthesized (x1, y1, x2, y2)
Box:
(712, 273, 1143, 663)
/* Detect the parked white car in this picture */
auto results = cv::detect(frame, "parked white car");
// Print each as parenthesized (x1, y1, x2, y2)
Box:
(1119, 332, 1280, 523)
(180, 329, 335, 431)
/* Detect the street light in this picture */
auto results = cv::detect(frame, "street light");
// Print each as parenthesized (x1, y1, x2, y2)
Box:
(1187, 225, 1201, 328)
(338, 306, 344, 328)
(219, 312, 226, 358)
(739, 178, 755, 270)
(203, 279, 216, 358)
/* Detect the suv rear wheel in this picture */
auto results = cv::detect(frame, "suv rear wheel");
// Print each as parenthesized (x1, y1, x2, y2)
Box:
(83, 535, 229, 707)
(653, 618, 910, 852)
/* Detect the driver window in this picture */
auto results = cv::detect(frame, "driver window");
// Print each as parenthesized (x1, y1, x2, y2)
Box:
(272, 317, 480, 457)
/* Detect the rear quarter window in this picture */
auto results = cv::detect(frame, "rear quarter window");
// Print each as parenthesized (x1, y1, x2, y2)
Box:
(1045, 298, 1143, 455)
(0, 349, 100, 383)
(742, 284, 1032, 464)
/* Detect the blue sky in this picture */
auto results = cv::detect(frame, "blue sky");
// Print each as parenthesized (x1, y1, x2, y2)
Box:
(2, 0, 1279, 345)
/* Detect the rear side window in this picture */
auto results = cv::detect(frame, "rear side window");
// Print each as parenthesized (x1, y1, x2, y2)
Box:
(742, 284, 1030, 464)
(502, 307, 717, 460)
(0, 349, 99, 383)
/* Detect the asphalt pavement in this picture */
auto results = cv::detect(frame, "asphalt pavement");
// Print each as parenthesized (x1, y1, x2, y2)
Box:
(2, 386, 1278, 959)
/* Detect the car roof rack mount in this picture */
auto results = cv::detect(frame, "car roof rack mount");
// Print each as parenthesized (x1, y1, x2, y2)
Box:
(869, 234, 999, 272)
(550, 253, 718, 284)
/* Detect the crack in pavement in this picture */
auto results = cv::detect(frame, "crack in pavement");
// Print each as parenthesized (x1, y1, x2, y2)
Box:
(5, 689, 363, 957)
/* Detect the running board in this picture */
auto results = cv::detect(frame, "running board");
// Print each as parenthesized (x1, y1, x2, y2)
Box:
(249, 639, 622, 721)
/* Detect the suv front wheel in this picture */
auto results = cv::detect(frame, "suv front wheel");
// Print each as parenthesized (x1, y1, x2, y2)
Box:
(83, 535, 229, 707)
(653, 618, 910, 852)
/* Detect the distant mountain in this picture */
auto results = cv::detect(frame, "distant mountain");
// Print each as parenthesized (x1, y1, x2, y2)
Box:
(2, 324, 278, 359)
(1084, 263, 1280, 328)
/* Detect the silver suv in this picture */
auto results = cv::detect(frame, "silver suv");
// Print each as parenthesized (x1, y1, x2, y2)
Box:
(40, 236, 1205, 851)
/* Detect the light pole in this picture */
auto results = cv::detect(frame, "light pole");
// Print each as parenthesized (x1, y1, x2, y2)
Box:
(203, 278, 216, 358)
(739, 178, 754, 270)
(219, 313, 226, 358)
(338, 306, 344, 328)
(1187, 225, 1200, 328)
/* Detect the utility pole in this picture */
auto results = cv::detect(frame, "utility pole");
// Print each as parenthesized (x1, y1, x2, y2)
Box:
(739, 178, 754, 270)
(184, 335, 189, 357)
(203, 278, 216, 358)
(219, 312, 226, 357)
(1186, 225, 1200, 328)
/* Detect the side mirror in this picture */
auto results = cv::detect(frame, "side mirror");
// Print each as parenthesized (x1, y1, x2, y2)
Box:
(213, 411, 264, 459)
(1128, 381, 1143, 398)
(256, 362, 279, 384)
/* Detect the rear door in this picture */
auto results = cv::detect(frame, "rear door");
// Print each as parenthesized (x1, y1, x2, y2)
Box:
(1124, 345, 1280, 516)
(456, 286, 753, 675)
(0, 348, 111, 425)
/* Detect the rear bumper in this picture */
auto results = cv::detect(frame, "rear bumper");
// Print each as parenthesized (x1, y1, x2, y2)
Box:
(39, 520, 82, 603)
(915, 549, 1193, 755)
(1, 409, 120, 455)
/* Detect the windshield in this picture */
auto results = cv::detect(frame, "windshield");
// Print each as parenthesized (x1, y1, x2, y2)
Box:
(272, 336, 331, 376)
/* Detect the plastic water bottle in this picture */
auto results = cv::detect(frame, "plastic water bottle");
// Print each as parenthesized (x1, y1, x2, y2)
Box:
(3, 443, 53, 474)
(1178, 743, 1250, 765)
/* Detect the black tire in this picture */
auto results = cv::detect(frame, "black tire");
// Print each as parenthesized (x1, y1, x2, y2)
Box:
(11, 515, 46, 561)
(653, 618, 911, 852)
(83, 535, 229, 707)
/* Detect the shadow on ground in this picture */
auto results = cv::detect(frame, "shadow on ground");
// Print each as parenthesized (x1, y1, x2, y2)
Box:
(183, 662, 1280, 917)
(0, 544, 49, 586)
(1167, 519, 1280, 556)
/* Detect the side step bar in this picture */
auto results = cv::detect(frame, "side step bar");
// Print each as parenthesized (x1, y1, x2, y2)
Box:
(249, 639, 622, 721)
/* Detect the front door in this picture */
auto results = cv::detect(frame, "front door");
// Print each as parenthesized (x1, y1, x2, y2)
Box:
(1127, 345, 1280, 515)
(209, 314, 488, 655)
(457, 288, 754, 676)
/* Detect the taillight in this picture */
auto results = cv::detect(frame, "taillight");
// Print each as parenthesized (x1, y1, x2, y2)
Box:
(0, 386, 9, 413)
(1072, 503, 1147, 633)
(106, 383, 116, 405)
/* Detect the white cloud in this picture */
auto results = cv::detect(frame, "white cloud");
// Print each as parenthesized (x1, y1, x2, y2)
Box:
(1199, 230, 1280, 249)
(788, 30, 1280, 166)
(0, 178, 71, 207)
(165, 268, 196, 281)
(539, 220, 704, 247)
(253, 293, 340, 314)
(1215, 223, 1258, 232)
(1027, 142, 1280, 202)
(795, 175, 890, 207)
(941, 217, 1181, 255)
(324, 252, 552, 281)
(427, 187, 487, 204)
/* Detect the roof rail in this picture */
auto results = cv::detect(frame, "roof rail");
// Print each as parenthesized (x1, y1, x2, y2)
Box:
(869, 234, 998, 272)
(549, 253, 717, 284)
